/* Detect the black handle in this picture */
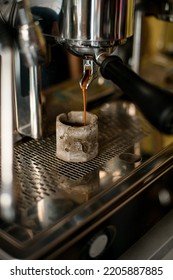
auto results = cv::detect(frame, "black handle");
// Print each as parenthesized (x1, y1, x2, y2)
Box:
(100, 55, 173, 134)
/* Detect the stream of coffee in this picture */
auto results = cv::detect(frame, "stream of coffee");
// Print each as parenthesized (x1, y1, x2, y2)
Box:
(81, 69, 91, 126)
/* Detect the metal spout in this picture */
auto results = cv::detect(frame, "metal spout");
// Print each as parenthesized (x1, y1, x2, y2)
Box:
(80, 59, 97, 90)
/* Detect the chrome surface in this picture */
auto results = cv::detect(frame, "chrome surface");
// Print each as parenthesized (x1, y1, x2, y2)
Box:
(0, 21, 15, 222)
(0, 0, 44, 140)
(0, 0, 17, 26)
(0, 1, 45, 222)
(131, 9, 143, 74)
(17, 0, 46, 66)
(27, 0, 134, 59)
(0, 0, 46, 65)
(14, 46, 42, 139)
(29, 65, 42, 138)
(58, 0, 134, 58)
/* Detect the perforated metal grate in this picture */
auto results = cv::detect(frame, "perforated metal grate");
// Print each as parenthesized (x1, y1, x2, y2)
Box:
(12, 102, 147, 210)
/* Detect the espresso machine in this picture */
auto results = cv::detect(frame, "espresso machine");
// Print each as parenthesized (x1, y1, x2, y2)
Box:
(1, 0, 173, 260)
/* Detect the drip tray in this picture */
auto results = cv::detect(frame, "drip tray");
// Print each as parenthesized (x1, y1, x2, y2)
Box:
(13, 101, 146, 210)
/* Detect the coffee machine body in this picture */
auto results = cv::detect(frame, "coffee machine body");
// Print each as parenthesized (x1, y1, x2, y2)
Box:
(1, 0, 173, 260)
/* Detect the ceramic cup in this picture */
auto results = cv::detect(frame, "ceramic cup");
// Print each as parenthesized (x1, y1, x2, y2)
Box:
(56, 111, 98, 162)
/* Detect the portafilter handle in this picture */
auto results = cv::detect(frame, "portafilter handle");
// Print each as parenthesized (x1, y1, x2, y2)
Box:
(99, 55, 173, 134)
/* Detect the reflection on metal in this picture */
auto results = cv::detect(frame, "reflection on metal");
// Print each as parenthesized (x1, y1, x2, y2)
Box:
(0, 21, 15, 222)
(0, 0, 133, 59)
(131, 9, 143, 74)
(158, 188, 172, 206)
(29, 65, 42, 138)
(14, 47, 42, 139)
